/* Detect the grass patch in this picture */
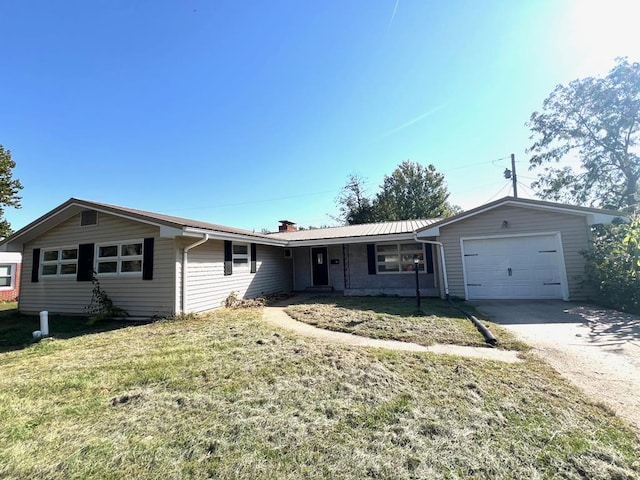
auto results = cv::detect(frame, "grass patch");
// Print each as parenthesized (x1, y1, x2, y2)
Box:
(0, 308, 638, 479)
(0, 301, 17, 311)
(0, 309, 147, 353)
(285, 296, 528, 351)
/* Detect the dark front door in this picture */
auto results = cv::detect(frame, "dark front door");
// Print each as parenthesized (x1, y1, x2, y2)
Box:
(311, 247, 329, 286)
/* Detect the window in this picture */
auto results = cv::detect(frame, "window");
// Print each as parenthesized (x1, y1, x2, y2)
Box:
(376, 242, 425, 274)
(232, 242, 250, 269)
(0, 264, 13, 288)
(96, 241, 143, 275)
(41, 247, 79, 277)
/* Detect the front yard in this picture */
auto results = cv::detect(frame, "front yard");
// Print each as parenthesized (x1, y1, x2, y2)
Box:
(1, 307, 638, 479)
(285, 296, 528, 351)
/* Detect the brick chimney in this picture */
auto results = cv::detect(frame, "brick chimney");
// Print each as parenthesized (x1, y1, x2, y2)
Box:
(278, 220, 297, 232)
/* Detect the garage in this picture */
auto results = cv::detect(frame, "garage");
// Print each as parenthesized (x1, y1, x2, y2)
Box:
(461, 233, 568, 300)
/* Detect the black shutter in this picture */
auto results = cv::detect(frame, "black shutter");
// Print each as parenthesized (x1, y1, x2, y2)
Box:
(77, 243, 95, 281)
(425, 244, 434, 274)
(250, 243, 257, 273)
(367, 244, 377, 275)
(224, 240, 232, 276)
(31, 248, 40, 283)
(143, 237, 154, 280)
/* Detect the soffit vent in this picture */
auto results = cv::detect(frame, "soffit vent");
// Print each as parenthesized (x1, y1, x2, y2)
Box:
(81, 209, 98, 226)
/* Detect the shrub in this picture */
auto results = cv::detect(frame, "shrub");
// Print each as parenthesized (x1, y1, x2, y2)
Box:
(85, 272, 129, 324)
(582, 216, 640, 313)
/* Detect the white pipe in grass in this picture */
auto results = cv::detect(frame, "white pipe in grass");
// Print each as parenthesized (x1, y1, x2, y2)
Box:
(39, 311, 49, 336)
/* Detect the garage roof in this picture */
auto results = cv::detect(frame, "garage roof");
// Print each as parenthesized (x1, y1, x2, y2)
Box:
(416, 196, 627, 237)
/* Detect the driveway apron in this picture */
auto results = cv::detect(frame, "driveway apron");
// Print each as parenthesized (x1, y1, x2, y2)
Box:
(471, 300, 640, 432)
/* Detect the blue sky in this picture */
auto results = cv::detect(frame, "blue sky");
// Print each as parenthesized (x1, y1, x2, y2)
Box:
(2, 0, 639, 232)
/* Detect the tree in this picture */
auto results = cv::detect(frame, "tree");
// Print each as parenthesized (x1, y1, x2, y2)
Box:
(0, 146, 23, 238)
(527, 58, 640, 211)
(375, 161, 458, 220)
(334, 174, 378, 225)
(335, 161, 458, 225)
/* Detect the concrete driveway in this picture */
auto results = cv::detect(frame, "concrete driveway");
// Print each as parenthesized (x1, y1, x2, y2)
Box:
(471, 300, 640, 432)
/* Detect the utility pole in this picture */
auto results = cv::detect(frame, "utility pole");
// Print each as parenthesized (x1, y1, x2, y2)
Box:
(510, 153, 518, 198)
(503, 153, 518, 198)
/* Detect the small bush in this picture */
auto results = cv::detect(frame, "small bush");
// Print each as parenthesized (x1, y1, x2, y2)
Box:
(223, 291, 266, 309)
(85, 273, 129, 324)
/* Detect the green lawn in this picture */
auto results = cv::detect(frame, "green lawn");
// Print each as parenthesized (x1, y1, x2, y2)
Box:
(0, 301, 17, 311)
(1, 308, 638, 479)
(285, 296, 528, 351)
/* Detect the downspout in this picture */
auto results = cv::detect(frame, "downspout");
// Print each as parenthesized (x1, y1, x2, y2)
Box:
(414, 234, 497, 346)
(413, 236, 449, 297)
(182, 234, 209, 314)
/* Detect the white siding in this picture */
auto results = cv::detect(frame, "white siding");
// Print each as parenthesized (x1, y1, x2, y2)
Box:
(180, 239, 292, 313)
(20, 212, 176, 317)
(438, 205, 591, 300)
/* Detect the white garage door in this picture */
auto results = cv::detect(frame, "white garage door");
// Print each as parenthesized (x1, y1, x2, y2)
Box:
(462, 234, 566, 300)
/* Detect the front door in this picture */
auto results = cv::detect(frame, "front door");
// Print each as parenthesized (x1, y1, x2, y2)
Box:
(311, 247, 329, 286)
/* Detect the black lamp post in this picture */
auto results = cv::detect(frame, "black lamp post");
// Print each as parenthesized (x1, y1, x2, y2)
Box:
(414, 255, 421, 311)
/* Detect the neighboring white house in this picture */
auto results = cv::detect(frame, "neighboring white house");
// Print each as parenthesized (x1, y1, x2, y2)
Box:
(0, 251, 21, 301)
(0, 197, 625, 316)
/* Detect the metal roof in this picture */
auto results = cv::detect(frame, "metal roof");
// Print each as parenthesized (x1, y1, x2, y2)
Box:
(269, 219, 440, 242)
(78, 199, 277, 239)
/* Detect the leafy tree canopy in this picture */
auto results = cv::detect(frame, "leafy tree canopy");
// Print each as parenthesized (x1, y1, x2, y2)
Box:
(0, 145, 23, 238)
(527, 57, 640, 211)
(335, 161, 459, 225)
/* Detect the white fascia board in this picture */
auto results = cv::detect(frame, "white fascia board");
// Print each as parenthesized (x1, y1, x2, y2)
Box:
(286, 232, 418, 247)
(416, 226, 440, 238)
(183, 228, 288, 246)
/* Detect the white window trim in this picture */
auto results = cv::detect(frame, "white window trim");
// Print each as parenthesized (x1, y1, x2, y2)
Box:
(232, 242, 251, 271)
(41, 246, 79, 279)
(376, 242, 426, 274)
(0, 264, 15, 290)
(95, 239, 144, 276)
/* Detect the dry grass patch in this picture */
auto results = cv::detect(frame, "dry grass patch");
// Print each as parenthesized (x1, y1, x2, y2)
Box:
(0, 308, 638, 479)
(285, 296, 528, 351)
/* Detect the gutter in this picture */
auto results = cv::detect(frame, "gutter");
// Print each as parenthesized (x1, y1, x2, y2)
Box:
(414, 234, 497, 346)
(182, 234, 209, 313)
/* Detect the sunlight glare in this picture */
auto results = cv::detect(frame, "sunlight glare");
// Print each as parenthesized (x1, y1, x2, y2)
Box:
(562, 0, 640, 76)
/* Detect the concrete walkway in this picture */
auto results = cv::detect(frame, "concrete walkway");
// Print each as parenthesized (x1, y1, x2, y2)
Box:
(262, 306, 523, 363)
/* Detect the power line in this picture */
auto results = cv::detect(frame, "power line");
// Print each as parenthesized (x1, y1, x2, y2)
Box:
(162, 155, 523, 213)
(440, 156, 510, 173)
(483, 181, 512, 204)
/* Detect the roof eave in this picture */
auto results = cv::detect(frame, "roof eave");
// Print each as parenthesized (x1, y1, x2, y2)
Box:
(285, 232, 436, 246)
(182, 227, 288, 246)
(415, 197, 628, 235)
(1, 199, 180, 250)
